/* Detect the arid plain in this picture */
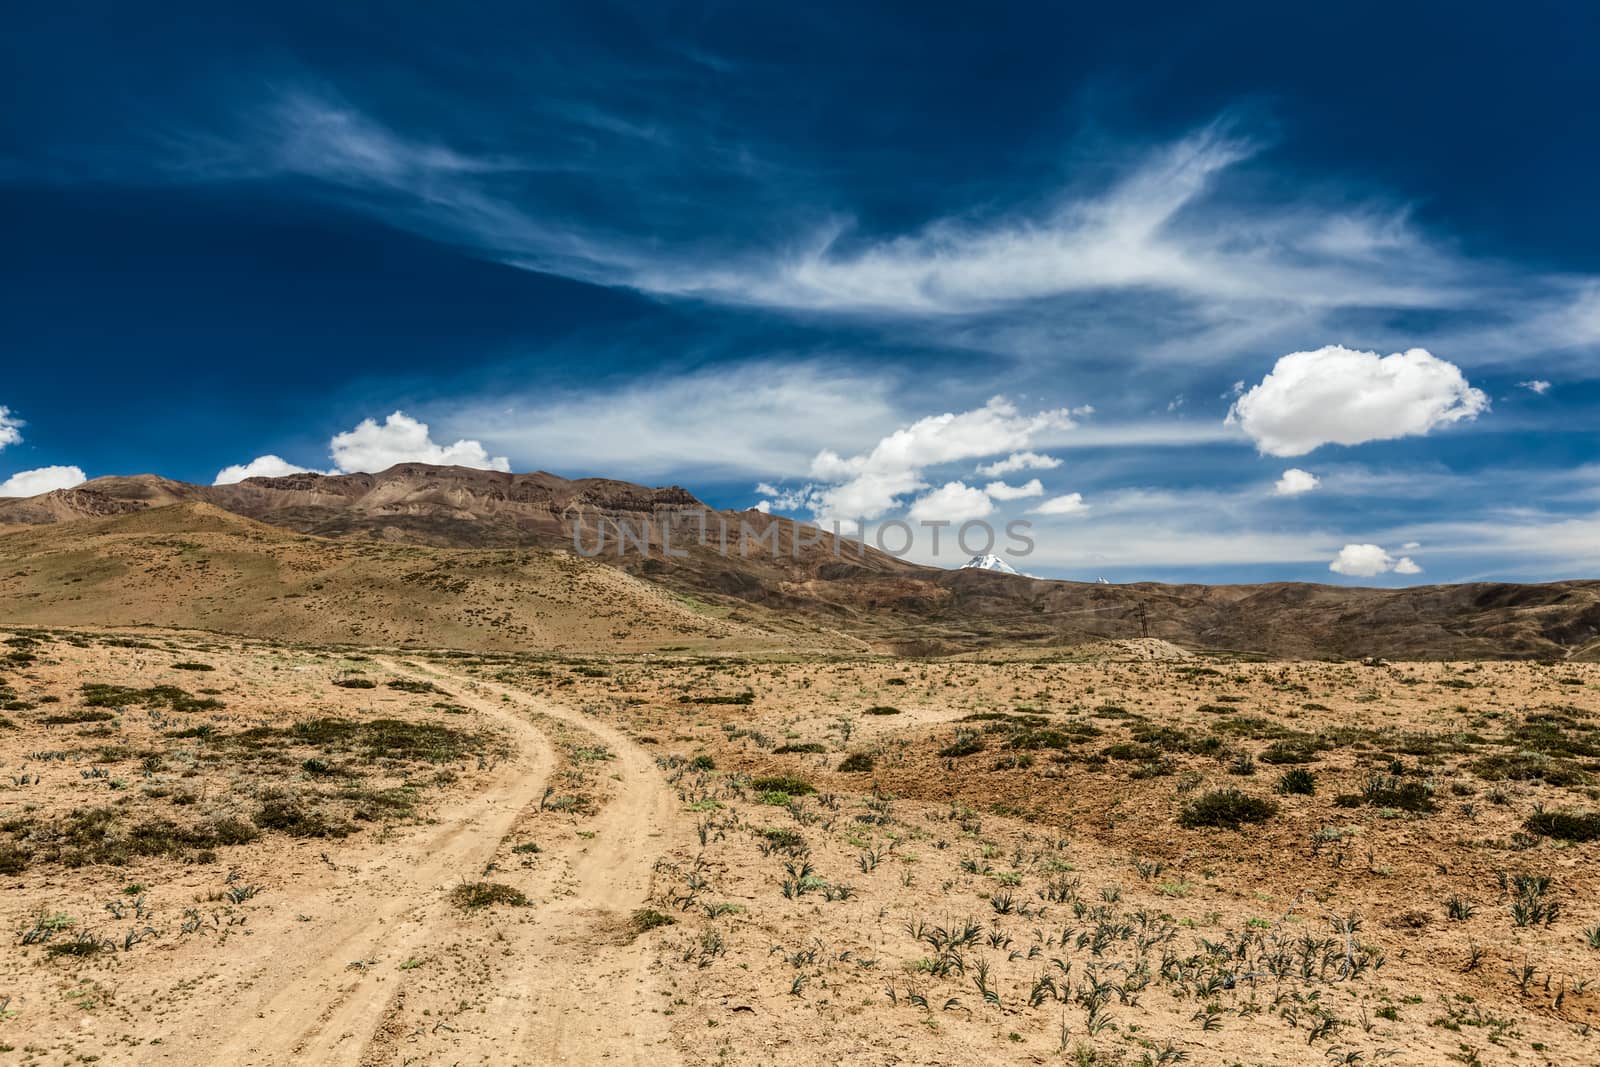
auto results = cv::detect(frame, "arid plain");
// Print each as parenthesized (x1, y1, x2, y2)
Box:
(3, 627, 1599, 1066)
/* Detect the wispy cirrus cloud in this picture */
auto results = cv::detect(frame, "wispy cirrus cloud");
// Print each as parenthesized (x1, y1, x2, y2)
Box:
(160, 92, 1547, 332)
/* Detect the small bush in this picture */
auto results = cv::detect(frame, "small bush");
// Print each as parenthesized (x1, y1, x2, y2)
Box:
(690, 755, 715, 771)
(1276, 768, 1316, 795)
(750, 775, 815, 796)
(938, 733, 985, 758)
(0, 842, 28, 874)
(838, 752, 875, 773)
(759, 827, 808, 853)
(774, 742, 826, 754)
(1360, 774, 1437, 814)
(451, 881, 528, 909)
(630, 908, 675, 934)
(171, 662, 215, 671)
(333, 677, 376, 690)
(253, 800, 352, 838)
(387, 679, 443, 694)
(1523, 809, 1600, 842)
(1177, 789, 1278, 830)
(865, 705, 902, 715)
(46, 933, 108, 959)
(40, 709, 116, 726)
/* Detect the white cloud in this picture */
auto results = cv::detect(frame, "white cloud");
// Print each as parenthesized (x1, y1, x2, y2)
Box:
(806, 397, 1072, 523)
(0, 407, 21, 451)
(1328, 543, 1421, 578)
(329, 411, 510, 474)
(907, 481, 994, 523)
(218, 411, 510, 488)
(1273, 468, 1320, 496)
(977, 451, 1062, 477)
(1518, 379, 1551, 395)
(983, 478, 1044, 500)
(459, 361, 895, 481)
(1402, 541, 1422, 550)
(0, 465, 87, 497)
(213, 454, 321, 485)
(1032, 492, 1090, 516)
(1229, 346, 1489, 457)
(196, 103, 1495, 327)
(1328, 544, 1394, 577)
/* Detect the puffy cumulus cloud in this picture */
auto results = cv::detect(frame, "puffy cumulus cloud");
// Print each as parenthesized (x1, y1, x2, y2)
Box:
(1228, 346, 1488, 457)
(1328, 543, 1422, 578)
(907, 481, 994, 523)
(0, 407, 21, 451)
(213, 454, 322, 485)
(217, 411, 511, 488)
(1518, 379, 1552, 395)
(983, 478, 1044, 500)
(804, 397, 1073, 524)
(1032, 492, 1089, 516)
(1273, 468, 1320, 496)
(0, 465, 87, 497)
(330, 411, 510, 474)
(977, 451, 1062, 477)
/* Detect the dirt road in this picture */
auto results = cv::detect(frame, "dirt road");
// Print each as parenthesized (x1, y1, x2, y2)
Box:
(194, 660, 683, 1065)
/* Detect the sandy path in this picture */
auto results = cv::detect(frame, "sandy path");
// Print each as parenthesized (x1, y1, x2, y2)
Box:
(430, 666, 684, 1065)
(194, 659, 682, 1066)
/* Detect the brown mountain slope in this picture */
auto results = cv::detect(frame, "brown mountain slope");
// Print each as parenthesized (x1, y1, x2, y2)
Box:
(2, 465, 1598, 658)
(0, 501, 804, 652)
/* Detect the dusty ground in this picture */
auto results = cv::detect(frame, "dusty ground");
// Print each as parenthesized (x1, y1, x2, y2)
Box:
(2, 630, 1599, 1065)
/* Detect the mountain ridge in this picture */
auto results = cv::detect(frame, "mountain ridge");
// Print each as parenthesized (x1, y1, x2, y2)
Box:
(3, 464, 1599, 659)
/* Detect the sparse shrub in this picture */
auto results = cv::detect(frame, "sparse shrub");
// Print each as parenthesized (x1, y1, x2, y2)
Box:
(40, 709, 116, 726)
(838, 752, 875, 773)
(0, 842, 28, 874)
(253, 799, 353, 839)
(938, 734, 984, 758)
(171, 662, 214, 671)
(81, 684, 222, 712)
(1360, 774, 1437, 814)
(333, 677, 376, 689)
(450, 881, 528, 909)
(690, 755, 716, 771)
(1177, 789, 1278, 830)
(386, 679, 442, 693)
(1523, 809, 1600, 842)
(750, 775, 815, 796)
(775, 742, 826, 754)
(1276, 768, 1315, 795)
(630, 908, 675, 934)
(865, 705, 902, 715)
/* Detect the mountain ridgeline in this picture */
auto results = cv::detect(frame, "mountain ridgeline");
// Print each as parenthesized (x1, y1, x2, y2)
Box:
(1, 464, 1597, 659)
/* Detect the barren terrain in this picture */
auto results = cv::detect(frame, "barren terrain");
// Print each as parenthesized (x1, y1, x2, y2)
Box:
(2, 629, 1599, 1064)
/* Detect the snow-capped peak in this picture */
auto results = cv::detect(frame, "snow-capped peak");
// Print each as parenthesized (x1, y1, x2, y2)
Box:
(961, 553, 1019, 575)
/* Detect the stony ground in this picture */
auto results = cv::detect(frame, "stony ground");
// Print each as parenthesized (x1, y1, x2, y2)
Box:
(2, 629, 1598, 1065)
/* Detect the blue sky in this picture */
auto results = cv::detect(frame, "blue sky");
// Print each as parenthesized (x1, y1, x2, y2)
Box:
(3, 2, 1599, 583)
